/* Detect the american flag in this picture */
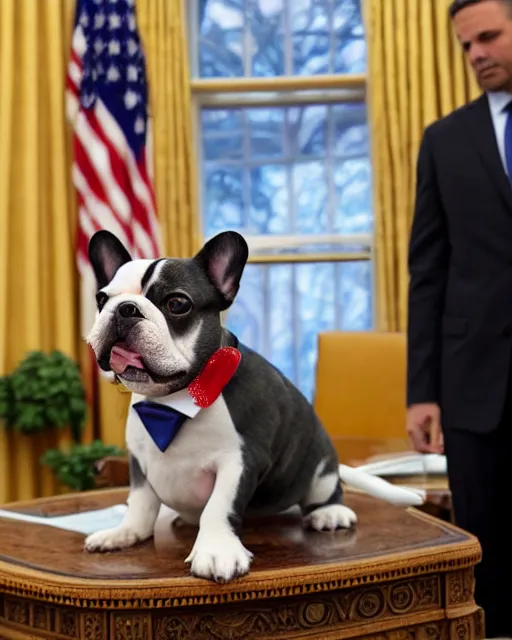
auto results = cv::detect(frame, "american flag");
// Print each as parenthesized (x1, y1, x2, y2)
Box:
(66, 0, 162, 342)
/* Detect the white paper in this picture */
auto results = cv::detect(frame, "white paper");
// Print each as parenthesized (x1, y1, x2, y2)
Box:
(0, 504, 128, 535)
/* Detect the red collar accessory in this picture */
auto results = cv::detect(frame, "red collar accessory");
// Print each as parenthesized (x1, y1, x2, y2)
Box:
(187, 347, 241, 408)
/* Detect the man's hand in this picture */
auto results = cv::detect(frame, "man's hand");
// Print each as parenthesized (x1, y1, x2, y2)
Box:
(406, 403, 444, 454)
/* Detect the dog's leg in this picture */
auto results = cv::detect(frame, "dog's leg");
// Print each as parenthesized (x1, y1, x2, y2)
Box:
(84, 455, 161, 552)
(300, 458, 357, 531)
(185, 453, 255, 583)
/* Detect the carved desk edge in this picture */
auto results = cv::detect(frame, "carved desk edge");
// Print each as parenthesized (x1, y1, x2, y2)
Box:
(0, 488, 482, 611)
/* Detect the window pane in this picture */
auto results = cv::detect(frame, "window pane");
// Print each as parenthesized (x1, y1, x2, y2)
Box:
(224, 260, 373, 400)
(333, 158, 373, 234)
(248, 108, 285, 159)
(337, 260, 373, 330)
(291, 0, 330, 75)
(289, 105, 327, 156)
(293, 162, 328, 233)
(250, 165, 289, 234)
(199, 0, 244, 77)
(333, 0, 366, 73)
(201, 103, 372, 237)
(196, 0, 366, 77)
(331, 103, 368, 157)
(201, 109, 244, 161)
(204, 166, 245, 234)
(248, 0, 285, 77)
(296, 262, 336, 396)
(268, 264, 295, 380)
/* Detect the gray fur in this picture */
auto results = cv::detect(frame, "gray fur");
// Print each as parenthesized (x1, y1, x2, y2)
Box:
(129, 454, 146, 489)
(219, 332, 343, 525)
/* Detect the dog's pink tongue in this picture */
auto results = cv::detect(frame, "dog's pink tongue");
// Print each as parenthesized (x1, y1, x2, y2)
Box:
(110, 344, 144, 374)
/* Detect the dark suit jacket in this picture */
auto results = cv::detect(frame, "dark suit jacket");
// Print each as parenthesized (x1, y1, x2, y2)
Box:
(407, 93, 512, 433)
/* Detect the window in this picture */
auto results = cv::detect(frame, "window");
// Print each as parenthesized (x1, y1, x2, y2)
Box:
(189, 0, 374, 401)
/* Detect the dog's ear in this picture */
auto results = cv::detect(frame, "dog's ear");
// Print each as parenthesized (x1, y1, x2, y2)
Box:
(88, 230, 132, 289)
(194, 231, 249, 309)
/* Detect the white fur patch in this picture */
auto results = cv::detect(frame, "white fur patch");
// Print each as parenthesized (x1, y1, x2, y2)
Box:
(131, 388, 201, 419)
(103, 259, 156, 297)
(84, 483, 161, 551)
(185, 525, 253, 582)
(304, 504, 357, 531)
(126, 395, 241, 514)
(127, 394, 252, 581)
(304, 459, 338, 506)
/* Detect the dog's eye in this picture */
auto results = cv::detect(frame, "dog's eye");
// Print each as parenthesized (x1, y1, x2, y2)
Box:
(167, 295, 192, 316)
(96, 291, 109, 311)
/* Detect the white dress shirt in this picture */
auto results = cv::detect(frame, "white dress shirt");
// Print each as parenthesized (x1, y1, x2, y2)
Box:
(487, 90, 512, 175)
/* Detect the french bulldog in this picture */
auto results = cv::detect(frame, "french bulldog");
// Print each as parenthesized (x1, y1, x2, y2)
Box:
(83, 229, 358, 583)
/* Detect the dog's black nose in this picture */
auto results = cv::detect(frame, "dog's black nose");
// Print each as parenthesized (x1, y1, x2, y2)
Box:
(117, 302, 144, 319)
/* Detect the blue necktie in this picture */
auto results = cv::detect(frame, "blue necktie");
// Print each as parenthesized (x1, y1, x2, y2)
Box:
(504, 102, 512, 181)
(132, 401, 188, 452)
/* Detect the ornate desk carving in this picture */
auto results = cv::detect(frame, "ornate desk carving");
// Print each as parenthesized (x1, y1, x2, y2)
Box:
(0, 489, 483, 639)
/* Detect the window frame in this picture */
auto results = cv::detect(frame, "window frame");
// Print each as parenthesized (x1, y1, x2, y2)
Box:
(186, 0, 376, 329)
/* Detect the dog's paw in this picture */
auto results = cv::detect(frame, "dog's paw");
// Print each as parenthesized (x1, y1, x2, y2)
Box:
(185, 531, 253, 583)
(304, 504, 357, 531)
(84, 526, 145, 552)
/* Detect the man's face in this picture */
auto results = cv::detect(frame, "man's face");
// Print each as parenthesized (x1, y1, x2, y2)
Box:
(453, 0, 512, 91)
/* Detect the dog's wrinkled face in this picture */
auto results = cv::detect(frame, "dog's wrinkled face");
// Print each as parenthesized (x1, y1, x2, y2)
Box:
(86, 230, 248, 397)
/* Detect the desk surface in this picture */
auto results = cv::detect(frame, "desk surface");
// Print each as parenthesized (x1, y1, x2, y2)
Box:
(0, 488, 479, 606)
(0, 489, 483, 640)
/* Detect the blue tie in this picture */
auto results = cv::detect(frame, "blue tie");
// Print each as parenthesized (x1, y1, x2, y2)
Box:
(132, 401, 188, 452)
(504, 102, 512, 181)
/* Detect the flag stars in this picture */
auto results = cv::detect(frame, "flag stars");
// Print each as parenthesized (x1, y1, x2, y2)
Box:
(127, 39, 138, 56)
(108, 13, 121, 30)
(82, 93, 95, 108)
(127, 65, 138, 81)
(94, 12, 105, 29)
(134, 116, 145, 134)
(106, 65, 120, 82)
(108, 40, 121, 55)
(124, 89, 138, 109)
(74, 0, 148, 153)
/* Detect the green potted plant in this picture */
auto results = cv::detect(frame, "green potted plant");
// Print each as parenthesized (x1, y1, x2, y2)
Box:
(9, 350, 87, 441)
(6, 348, 125, 492)
(41, 440, 125, 491)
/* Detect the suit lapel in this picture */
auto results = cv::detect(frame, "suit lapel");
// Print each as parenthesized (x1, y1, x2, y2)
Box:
(463, 93, 512, 212)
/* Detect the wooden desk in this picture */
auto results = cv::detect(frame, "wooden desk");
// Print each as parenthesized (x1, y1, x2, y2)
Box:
(0, 488, 483, 639)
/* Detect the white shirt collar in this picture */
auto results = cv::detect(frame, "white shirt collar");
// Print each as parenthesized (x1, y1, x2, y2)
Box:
(130, 388, 201, 418)
(487, 90, 512, 117)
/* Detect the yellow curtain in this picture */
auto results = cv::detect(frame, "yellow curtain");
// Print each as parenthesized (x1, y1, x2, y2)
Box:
(97, 0, 200, 448)
(365, 0, 480, 331)
(0, 0, 94, 503)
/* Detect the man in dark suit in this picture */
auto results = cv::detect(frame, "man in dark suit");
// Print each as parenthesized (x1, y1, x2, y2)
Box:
(407, 0, 512, 635)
